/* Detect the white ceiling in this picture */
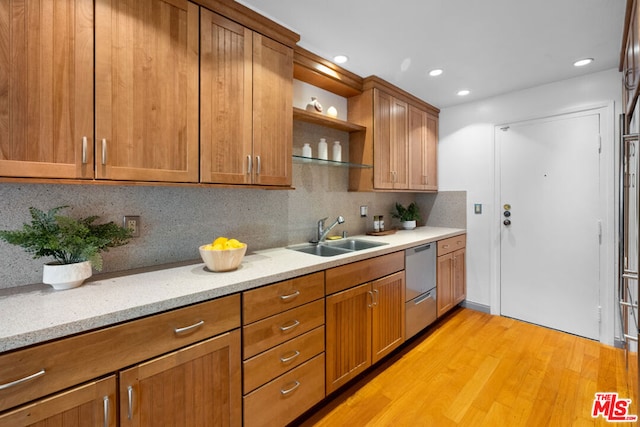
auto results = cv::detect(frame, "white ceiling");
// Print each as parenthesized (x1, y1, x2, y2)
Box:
(237, 0, 627, 108)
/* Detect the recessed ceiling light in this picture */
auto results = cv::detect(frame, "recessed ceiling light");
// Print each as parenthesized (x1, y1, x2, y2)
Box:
(429, 69, 443, 77)
(457, 89, 470, 96)
(573, 58, 594, 67)
(334, 55, 348, 64)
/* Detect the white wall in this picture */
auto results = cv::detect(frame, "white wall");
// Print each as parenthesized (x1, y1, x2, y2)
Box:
(438, 68, 621, 343)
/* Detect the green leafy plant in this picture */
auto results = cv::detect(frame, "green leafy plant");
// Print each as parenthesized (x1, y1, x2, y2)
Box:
(391, 202, 421, 222)
(0, 206, 132, 271)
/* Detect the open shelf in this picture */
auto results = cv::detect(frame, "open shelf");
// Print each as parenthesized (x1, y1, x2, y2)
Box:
(292, 155, 371, 168)
(293, 107, 365, 133)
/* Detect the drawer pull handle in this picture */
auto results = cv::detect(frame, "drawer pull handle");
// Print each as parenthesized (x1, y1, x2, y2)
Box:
(0, 369, 45, 390)
(127, 385, 134, 420)
(103, 396, 109, 427)
(174, 320, 205, 335)
(280, 290, 300, 301)
(280, 380, 300, 396)
(280, 350, 301, 363)
(279, 320, 300, 332)
(443, 244, 450, 249)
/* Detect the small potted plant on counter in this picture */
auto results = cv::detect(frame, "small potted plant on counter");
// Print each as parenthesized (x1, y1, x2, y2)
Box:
(391, 202, 421, 230)
(0, 206, 132, 290)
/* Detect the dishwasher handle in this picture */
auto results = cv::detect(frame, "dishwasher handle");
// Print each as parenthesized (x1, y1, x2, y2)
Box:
(411, 243, 432, 253)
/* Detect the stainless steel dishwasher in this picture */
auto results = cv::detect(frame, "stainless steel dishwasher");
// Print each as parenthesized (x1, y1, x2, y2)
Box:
(405, 243, 437, 339)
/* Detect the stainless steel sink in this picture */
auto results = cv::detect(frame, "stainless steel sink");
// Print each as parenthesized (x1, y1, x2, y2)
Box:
(326, 239, 387, 251)
(288, 239, 388, 257)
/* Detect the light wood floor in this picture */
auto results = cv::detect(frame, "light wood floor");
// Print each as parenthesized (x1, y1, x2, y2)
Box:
(297, 308, 638, 426)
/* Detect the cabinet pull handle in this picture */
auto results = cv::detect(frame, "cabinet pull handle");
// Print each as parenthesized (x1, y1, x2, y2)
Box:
(414, 292, 433, 305)
(82, 136, 88, 164)
(368, 290, 374, 308)
(280, 290, 300, 301)
(280, 350, 300, 363)
(279, 319, 300, 332)
(247, 155, 252, 174)
(127, 385, 134, 420)
(174, 320, 204, 335)
(256, 156, 261, 175)
(101, 139, 107, 165)
(0, 369, 45, 390)
(443, 244, 450, 249)
(280, 380, 300, 395)
(373, 289, 379, 306)
(103, 396, 109, 427)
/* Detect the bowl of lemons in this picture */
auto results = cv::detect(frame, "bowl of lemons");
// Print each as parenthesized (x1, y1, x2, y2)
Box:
(199, 237, 247, 272)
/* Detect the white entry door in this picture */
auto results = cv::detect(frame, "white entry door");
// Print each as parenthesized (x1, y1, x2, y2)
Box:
(499, 110, 602, 340)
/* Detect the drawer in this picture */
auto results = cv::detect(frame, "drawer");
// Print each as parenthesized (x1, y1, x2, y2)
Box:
(0, 294, 240, 413)
(243, 326, 324, 393)
(325, 251, 404, 295)
(243, 299, 324, 359)
(243, 272, 324, 324)
(437, 234, 466, 256)
(405, 289, 437, 339)
(243, 354, 325, 427)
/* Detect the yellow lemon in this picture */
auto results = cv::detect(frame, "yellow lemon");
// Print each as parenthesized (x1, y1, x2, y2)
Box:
(212, 243, 225, 250)
(227, 238, 243, 249)
(212, 237, 228, 247)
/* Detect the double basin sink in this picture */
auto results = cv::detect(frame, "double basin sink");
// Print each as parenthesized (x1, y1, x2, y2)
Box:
(288, 239, 388, 257)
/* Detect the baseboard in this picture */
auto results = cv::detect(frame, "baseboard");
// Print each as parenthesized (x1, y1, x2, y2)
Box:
(461, 300, 490, 314)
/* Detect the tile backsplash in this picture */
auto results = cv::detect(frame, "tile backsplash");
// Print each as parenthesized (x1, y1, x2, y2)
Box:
(0, 122, 465, 289)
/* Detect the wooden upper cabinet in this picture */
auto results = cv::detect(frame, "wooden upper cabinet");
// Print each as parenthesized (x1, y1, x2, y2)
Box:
(200, 14, 292, 187)
(252, 33, 293, 186)
(349, 76, 439, 192)
(95, 0, 199, 182)
(0, 0, 94, 179)
(409, 105, 438, 191)
(200, 9, 253, 185)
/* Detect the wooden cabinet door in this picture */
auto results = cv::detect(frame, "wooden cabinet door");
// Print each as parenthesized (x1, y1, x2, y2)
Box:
(0, 376, 116, 427)
(371, 271, 405, 364)
(0, 0, 94, 179)
(390, 97, 409, 189)
(95, 0, 199, 182)
(373, 89, 394, 189)
(453, 248, 466, 305)
(120, 330, 241, 427)
(408, 105, 438, 191)
(436, 252, 454, 317)
(200, 9, 253, 185)
(252, 33, 293, 186)
(325, 283, 372, 394)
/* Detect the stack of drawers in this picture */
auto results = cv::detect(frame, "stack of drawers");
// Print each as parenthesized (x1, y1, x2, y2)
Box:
(242, 272, 326, 426)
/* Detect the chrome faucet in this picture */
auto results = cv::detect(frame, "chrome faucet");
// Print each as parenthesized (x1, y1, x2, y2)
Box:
(317, 216, 345, 242)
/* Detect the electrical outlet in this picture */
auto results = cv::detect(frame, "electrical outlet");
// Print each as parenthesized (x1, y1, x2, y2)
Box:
(123, 216, 140, 237)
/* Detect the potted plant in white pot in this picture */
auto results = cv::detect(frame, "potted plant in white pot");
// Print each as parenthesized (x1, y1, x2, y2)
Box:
(391, 202, 421, 230)
(0, 206, 132, 290)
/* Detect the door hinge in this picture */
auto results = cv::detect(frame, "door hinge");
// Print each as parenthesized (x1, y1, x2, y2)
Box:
(597, 134, 602, 153)
(597, 220, 602, 244)
(598, 305, 602, 323)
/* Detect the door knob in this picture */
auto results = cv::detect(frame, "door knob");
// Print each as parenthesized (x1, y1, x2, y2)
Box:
(503, 219, 511, 226)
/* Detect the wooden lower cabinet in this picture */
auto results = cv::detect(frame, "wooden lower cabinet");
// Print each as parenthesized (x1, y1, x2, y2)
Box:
(325, 271, 405, 395)
(436, 235, 467, 317)
(0, 376, 116, 427)
(119, 330, 241, 427)
(243, 354, 325, 427)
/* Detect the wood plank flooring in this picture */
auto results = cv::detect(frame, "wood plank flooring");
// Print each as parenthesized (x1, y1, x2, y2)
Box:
(296, 308, 638, 426)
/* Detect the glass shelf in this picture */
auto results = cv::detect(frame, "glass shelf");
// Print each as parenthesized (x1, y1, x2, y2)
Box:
(292, 155, 372, 168)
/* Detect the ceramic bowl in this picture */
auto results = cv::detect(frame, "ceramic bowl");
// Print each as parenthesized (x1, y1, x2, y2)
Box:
(199, 244, 247, 272)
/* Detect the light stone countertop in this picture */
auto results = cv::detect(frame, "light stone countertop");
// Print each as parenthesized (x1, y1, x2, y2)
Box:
(0, 226, 465, 353)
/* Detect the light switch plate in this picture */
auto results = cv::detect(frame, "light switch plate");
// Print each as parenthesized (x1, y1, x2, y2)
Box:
(474, 204, 482, 214)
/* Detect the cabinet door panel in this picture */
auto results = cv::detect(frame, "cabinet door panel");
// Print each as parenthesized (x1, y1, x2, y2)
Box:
(425, 112, 438, 190)
(0, 0, 94, 179)
(373, 89, 394, 189)
(95, 0, 199, 182)
(325, 283, 372, 394)
(120, 330, 241, 427)
(252, 33, 293, 186)
(200, 9, 253, 184)
(453, 248, 466, 305)
(408, 106, 438, 191)
(390, 98, 408, 189)
(371, 271, 405, 363)
(0, 376, 116, 427)
(437, 252, 454, 317)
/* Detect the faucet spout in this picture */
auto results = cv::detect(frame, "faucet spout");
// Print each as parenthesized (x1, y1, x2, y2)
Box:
(318, 215, 345, 242)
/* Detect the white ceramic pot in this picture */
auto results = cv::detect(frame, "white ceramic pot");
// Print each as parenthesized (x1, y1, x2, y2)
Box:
(42, 261, 92, 290)
(402, 220, 417, 230)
